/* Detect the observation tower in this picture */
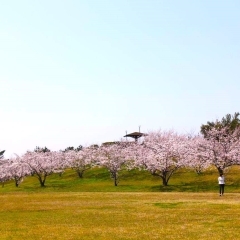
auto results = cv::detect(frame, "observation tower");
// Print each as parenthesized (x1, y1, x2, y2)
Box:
(124, 127, 147, 142)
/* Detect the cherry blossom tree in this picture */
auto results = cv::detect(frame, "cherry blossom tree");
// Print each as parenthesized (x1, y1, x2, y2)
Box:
(198, 126, 240, 174)
(7, 155, 30, 187)
(132, 130, 190, 186)
(0, 160, 11, 187)
(185, 135, 211, 174)
(94, 142, 130, 186)
(64, 147, 94, 178)
(22, 151, 65, 187)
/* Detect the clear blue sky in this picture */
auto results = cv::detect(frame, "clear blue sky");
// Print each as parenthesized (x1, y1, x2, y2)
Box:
(1, 0, 240, 158)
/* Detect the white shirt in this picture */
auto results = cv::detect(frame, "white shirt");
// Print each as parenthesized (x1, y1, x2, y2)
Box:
(218, 176, 225, 184)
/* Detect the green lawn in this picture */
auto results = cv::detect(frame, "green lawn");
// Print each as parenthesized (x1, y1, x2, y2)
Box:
(1, 166, 240, 239)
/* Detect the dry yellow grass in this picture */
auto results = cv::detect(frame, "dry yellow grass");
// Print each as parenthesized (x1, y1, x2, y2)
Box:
(1, 192, 240, 239)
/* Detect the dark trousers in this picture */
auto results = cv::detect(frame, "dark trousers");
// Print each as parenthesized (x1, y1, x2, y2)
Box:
(219, 184, 225, 195)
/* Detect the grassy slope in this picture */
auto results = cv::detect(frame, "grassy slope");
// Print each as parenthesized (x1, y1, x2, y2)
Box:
(1, 165, 240, 193)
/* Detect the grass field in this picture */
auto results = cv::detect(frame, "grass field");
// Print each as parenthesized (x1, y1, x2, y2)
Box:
(1, 192, 240, 239)
(1, 167, 240, 239)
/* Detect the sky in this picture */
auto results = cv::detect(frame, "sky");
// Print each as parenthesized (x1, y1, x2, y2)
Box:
(1, 0, 240, 158)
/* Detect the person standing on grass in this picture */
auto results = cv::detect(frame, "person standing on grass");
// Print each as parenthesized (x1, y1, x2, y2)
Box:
(218, 173, 225, 196)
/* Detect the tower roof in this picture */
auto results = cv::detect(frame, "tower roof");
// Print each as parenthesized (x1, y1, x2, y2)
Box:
(123, 132, 147, 139)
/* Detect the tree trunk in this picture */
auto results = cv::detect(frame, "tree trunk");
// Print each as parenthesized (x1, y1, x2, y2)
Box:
(77, 170, 84, 178)
(217, 167, 224, 175)
(15, 180, 19, 187)
(40, 181, 45, 187)
(114, 176, 118, 186)
(14, 177, 22, 187)
(111, 172, 118, 186)
(162, 177, 168, 186)
(38, 175, 46, 187)
(161, 171, 169, 186)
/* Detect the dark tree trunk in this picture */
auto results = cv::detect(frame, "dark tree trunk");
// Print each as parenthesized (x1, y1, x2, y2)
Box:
(161, 171, 169, 186)
(111, 172, 118, 186)
(14, 177, 22, 187)
(160, 168, 177, 186)
(217, 167, 224, 175)
(77, 170, 84, 178)
(114, 176, 118, 186)
(162, 177, 168, 186)
(39, 179, 45, 187)
(37, 174, 47, 187)
(15, 180, 19, 187)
